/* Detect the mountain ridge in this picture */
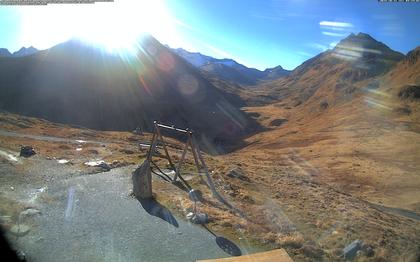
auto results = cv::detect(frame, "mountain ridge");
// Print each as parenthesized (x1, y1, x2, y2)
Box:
(0, 46, 38, 57)
(0, 36, 258, 153)
(171, 47, 290, 85)
(246, 32, 405, 106)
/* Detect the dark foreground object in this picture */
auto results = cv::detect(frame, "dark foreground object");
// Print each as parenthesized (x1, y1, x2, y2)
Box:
(0, 227, 26, 261)
(19, 146, 36, 157)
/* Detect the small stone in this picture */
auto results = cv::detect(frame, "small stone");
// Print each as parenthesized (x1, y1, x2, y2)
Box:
(186, 212, 194, 220)
(10, 224, 30, 237)
(98, 162, 111, 171)
(227, 168, 250, 182)
(365, 246, 374, 257)
(190, 213, 209, 224)
(361, 243, 375, 257)
(0, 215, 12, 224)
(343, 240, 362, 260)
(20, 208, 41, 217)
(16, 250, 26, 260)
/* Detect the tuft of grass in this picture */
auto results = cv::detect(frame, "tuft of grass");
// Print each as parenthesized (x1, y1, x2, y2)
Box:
(276, 233, 305, 249)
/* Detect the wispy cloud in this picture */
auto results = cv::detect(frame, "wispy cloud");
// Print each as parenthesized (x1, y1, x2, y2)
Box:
(307, 42, 328, 51)
(297, 51, 314, 57)
(329, 41, 338, 49)
(322, 31, 347, 37)
(320, 21, 353, 39)
(171, 18, 196, 31)
(322, 26, 347, 31)
(319, 21, 354, 28)
(204, 43, 233, 59)
(250, 14, 284, 21)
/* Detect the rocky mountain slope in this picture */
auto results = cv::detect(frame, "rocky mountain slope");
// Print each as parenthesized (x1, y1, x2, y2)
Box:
(172, 47, 290, 85)
(251, 32, 404, 106)
(239, 33, 420, 212)
(0, 32, 419, 262)
(0, 48, 12, 57)
(210, 33, 420, 260)
(0, 36, 258, 153)
(0, 46, 38, 57)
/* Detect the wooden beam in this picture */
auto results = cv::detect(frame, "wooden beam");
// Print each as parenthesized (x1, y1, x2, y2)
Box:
(174, 137, 190, 181)
(146, 130, 158, 161)
(190, 135, 219, 197)
(156, 123, 189, 133)
(197, 249, 293, 262)
(155, 123, 177, 176)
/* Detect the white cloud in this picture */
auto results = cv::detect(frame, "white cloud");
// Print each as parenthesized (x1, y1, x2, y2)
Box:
(297, 51, 313, 57)
(307, 42, 328, 51)
(204, 43, 234, 59)
(319, 21, 354, 28)
(322, 31, 347, 37)
(329, 41, 339, 49)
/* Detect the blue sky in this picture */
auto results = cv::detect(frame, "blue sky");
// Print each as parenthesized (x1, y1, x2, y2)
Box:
(1, 0, 420, 70)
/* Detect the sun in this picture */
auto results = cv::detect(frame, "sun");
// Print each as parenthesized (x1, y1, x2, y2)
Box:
(18, 0, 176, 53)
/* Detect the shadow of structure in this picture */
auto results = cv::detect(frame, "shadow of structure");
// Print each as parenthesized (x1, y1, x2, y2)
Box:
(137, 197, 179, 228)
(202, 225, 242, 257)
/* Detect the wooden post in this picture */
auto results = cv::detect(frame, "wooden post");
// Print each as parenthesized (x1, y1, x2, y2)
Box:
(174, 137, 190, 181)
(132, 124, 158, 199)
(190, 135, 220, 200)
(154, 122, 177, 179)
(132, 159, 153, 199)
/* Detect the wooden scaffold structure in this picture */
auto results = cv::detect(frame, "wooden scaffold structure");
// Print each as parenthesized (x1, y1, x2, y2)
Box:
(132, 121, 227, 223)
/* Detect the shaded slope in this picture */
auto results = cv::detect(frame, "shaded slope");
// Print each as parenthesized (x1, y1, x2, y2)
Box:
(0, 36, 259, 153)
(200, 62, 258, 86)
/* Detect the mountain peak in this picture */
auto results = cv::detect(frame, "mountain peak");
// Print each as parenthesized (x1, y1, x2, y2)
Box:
(356, 32, 374, 39)
(336, 32, 381, 49)
(332, 32, 404, 63)
(12, 46, 39, 57)
(0, 48, 12, 57)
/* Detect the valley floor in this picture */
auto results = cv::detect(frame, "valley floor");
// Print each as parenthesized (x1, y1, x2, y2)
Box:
(0, 112, 419, 261)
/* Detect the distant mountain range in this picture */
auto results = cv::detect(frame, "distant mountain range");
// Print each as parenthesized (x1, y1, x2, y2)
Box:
(171, 48, 290, 86)
(252, 32, 410, 107)
(0, 46, 38, 57)
(1, 32, 418, 153)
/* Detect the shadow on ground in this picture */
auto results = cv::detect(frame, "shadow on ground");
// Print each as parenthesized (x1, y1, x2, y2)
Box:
(202, 225, 242, 256)
(137, 198, 179, 228)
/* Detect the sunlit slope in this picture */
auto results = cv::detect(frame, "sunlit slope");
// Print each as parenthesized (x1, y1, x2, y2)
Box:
(250, 33, 404, 106)
(0, 35, 258, 152)
(240, 34, 420, 212)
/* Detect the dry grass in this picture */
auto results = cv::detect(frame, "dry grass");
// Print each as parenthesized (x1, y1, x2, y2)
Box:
(1, 103, 420, 261)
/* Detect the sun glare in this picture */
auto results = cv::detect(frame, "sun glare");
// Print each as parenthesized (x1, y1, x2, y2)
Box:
(18, 0, 176, 53)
